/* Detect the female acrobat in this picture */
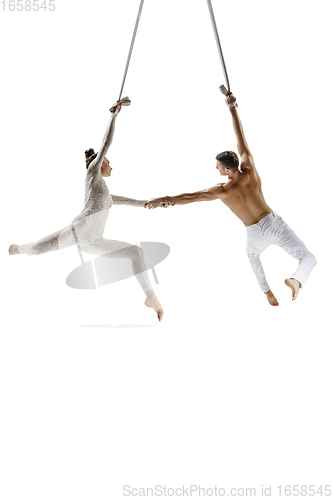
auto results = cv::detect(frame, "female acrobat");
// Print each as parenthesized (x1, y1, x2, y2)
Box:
(9, 101, 163, 321)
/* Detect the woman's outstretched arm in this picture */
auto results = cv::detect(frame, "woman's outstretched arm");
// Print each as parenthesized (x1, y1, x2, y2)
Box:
(111, 195, 148, 207)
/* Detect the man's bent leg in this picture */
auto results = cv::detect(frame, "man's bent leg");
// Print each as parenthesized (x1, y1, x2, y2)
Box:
(247, 251, 270, 293)
(246, 225, 279, 306)
(275, 218, 317, 289)
(246, 252, 279, 306)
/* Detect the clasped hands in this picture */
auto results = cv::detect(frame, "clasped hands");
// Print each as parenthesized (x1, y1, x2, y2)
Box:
(144, 196, 174, 209)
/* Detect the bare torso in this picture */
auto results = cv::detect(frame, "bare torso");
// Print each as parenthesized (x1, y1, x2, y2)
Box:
(218, 166, 272, 226)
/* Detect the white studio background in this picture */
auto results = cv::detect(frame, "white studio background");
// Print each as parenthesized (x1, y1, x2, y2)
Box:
(1, 0, 332, 499)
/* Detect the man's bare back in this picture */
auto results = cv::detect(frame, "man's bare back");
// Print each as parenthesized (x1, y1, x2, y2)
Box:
(216, 165, 272, 227)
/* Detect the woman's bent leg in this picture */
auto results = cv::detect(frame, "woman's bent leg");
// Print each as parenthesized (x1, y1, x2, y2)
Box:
(82, 238, 153, 293)
(83, 238, 163, 320)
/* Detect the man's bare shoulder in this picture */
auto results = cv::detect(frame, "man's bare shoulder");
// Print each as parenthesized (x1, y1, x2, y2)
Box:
(240, 155, 261, 181)
(214, 182, 228, 195)
(207, 182, 229, 201)
(200, 183, 227, 202)
(214, 182, 226, 189)
(216, 180, 235, 192)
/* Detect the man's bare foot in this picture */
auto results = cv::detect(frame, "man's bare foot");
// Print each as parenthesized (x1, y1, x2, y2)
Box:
(9, 244, 20, 255)
(265, 290, 279, 306)
(285, 278, 300, 301)
(145, 290, 164, 321)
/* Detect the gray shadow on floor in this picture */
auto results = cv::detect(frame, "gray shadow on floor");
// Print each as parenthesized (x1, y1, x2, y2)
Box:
(79, 325, 155, 328)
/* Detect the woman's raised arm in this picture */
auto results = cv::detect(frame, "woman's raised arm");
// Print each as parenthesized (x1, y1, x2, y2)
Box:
(89, 101, 122, 173)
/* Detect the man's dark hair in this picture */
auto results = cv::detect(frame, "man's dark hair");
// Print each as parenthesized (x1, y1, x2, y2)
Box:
(85, 148, 98, 169)
(216, 151, 239, 172)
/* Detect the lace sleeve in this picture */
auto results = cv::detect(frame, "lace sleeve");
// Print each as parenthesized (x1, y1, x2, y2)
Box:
(89, 110, 119, 174)
(111, 195, 148, 207)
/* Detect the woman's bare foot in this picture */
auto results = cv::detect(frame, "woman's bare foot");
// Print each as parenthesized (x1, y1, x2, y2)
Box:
(265, 290, 279, 306)
(145, 290, 164, 321)
(285, 278, 300, 301)
(9, 244, 20, 255)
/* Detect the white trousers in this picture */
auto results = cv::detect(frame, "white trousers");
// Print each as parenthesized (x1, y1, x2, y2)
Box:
(246, 212, 317, 293)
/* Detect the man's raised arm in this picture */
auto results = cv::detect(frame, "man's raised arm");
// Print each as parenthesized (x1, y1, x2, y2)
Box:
(226, 94, 254, 169)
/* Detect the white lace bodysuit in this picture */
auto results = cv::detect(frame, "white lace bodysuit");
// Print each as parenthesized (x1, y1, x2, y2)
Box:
(18, 109, 152, 293)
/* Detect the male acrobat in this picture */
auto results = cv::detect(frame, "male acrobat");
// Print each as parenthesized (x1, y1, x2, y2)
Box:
(145, 93, 317, 306)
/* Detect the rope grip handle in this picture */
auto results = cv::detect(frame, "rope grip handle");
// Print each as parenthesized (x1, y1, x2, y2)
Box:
(219, 85, 238, 107)
(219, 84, 231, 96)
(110, 96, 132, 113)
